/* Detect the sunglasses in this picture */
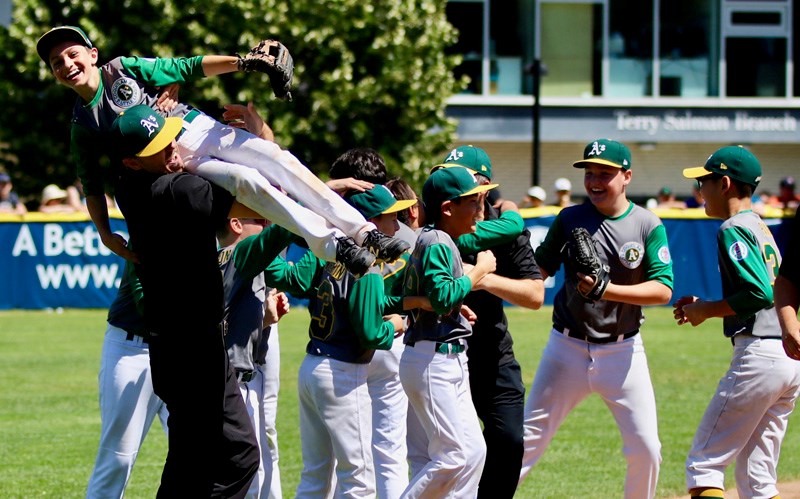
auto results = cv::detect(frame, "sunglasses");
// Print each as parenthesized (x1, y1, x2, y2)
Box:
(695, 174, 722, 189)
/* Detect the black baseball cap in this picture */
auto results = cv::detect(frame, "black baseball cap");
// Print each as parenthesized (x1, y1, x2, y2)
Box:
(37, 26, 93, 64)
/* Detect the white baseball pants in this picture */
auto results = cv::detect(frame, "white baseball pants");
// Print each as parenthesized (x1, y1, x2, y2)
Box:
(263, 328, 282, 499)
(239, 365, 273, 499)
(399, 340, 486, 499)
(686, 335, 800, 499)
(295, 355, 375, 499)
(85, 325, 168, 499)
(520, 329, 661, 499)
(177, 114, 375, 262)
(367, 336, 409, 499)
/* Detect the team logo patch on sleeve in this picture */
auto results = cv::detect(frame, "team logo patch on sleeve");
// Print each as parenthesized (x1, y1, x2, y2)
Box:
(657, 245, 671, 264)
(111, 77, 142, 108)
(728, 241, 748, 261)
(619, 242, 644, 269)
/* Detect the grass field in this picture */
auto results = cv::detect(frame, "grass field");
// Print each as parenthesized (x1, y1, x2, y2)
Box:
(2, 306, 800, 498)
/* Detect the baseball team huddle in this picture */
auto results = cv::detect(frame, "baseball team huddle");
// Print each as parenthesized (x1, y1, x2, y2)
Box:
(36, 24, 800, 499)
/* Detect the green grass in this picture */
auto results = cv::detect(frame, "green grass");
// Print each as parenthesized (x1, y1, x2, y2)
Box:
(1, 307, 799, 498)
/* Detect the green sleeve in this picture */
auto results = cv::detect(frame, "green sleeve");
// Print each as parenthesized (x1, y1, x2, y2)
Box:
(262, 250, 324, 298)
(534, 215, 565, 275)
(350, 272, 395, 350)
(72, 125, 109, 197)
(125, 262, 145, 317)
(120, 56, 206, 86)
(382, 253, 409, 314)
(643, 224, 674, 288)
(456, 211, 524, 254)
(230, 225, 300, 280)
(719, 226, 774, 315)
(422, 243, 472, 315)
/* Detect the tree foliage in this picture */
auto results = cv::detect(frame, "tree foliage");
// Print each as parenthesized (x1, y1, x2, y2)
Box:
(0, 0, 464, 202)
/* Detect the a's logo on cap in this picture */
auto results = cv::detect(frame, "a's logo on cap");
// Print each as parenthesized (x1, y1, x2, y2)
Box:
(445, 148, 464, 162)
(140, 115, 160, 137)
(111, 77, 142, 107)
(588, 141, 606, 157)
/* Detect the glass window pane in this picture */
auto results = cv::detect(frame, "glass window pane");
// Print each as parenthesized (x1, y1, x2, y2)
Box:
(447, 2, 485, 95)
(659, 0, 713, 97)
(489, 0, 528, 95)
(540, 3, 600, 97)
(608, 0, 653, 97)
(726, 37, 786, 96)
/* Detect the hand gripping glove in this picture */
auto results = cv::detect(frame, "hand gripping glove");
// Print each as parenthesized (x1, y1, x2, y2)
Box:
(238, 40, 294, 101)
(566, 227, 610, 301)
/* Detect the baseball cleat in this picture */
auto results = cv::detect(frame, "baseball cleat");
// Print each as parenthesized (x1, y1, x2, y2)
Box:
(361, 229, 410, 263)
(335, 236, 376, 278)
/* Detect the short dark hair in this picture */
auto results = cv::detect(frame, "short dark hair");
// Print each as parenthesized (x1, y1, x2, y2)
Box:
(385, 177, 417, 225)
(329, 148, 387, 183)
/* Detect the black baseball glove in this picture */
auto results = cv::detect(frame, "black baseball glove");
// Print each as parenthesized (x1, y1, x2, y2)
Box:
(238, 40, 294, 101)
(565, 227, 610, 301)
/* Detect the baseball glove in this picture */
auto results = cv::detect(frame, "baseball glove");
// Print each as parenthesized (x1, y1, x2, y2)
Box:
(238, 40, 294, 101)
(566, 227, 610, 301)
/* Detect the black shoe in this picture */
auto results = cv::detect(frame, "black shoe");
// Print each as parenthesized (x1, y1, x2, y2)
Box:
(335, 236, 376, 277)
(362, 230, 410, 263)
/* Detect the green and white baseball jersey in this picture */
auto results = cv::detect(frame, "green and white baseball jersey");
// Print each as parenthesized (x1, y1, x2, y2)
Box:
(403, 226, 473, 344)
(70, 56, 205, 196)
(717, 210, 782, 338)
(535, 202, 673, 340)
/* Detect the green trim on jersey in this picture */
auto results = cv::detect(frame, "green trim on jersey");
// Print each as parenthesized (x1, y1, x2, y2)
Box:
(120, 56, 206, 87)
(643, 224, 673, 288)
(534, 215, 565, 276)
(421, 242, 472, 315)
(719, 224, 774, 316)
(456, 210, 524, 254)
(381, 252, 410, 315)
(349, 272, 395, 350)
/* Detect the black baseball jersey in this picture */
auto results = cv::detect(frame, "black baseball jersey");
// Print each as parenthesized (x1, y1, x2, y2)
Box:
(778, 214, 800, 287)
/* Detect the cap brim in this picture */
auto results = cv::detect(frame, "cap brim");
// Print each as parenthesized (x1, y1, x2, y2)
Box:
(137, 117, 183, 157)
(460, 183, 498, 198)
(682, 166, 712, 179)
(228, 201, 265, 219)
(573, 159, 625, 169)
(37, 27, 92, 63)
(382, 198, 417, 215)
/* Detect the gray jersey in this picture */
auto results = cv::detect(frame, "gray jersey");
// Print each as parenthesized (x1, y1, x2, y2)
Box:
(718, 210, 782, 338)
(404, 226, 473, 344)
(535, 202, 673, 340)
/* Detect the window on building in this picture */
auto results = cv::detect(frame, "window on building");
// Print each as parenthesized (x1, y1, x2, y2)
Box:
(447, 1, 485, 95)
(658, 0, 713, 97)
(607, 0, 654, 97)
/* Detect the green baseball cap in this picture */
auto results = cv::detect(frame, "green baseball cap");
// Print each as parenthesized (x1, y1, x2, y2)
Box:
(683, 145, 762, 187)
(37, 25, 93, 64)
(423, 166, 498, 214)
(432, 145, 493, 180)
(345, 185, 417, 220)
(111, 104, 183, 158)
(573, 139, 632, 170)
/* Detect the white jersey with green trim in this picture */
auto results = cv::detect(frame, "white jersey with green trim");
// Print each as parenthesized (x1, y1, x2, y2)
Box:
(718, 210, 782, 338)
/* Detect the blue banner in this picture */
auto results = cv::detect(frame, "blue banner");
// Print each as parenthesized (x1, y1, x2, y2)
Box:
(0, 210, 793, 309)
(0, 214, 127, 310)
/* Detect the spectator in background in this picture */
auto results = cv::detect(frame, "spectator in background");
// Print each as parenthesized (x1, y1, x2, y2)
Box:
(38, 183, 84, 213)
(551, 177, 574, 208)
(649, 186, 686, 209)
(684, 184, 704, 208)
(386, 176, 425, 244)
(520, 185, 547, 208)
(0, 172, 28, 214)
(768, 176, 800, 211)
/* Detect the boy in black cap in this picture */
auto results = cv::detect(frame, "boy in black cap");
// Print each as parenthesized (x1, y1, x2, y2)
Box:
(677, 146, 800, 499)
(520, 139, 673, 499)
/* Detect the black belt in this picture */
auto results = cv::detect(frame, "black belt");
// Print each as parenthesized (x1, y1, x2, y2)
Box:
(236, 370, 256, 383)
(125, 331, 149, 345)
(554, 324, 638, 344)
(407, 339, 466, 354)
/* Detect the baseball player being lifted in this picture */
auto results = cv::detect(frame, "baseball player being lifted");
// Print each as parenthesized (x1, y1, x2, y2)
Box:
(677, 146, 800, 499)
(519, 139, 673, 499)
(37, 25, 406, 277)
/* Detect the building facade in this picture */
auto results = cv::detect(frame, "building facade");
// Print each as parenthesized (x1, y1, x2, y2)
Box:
(445, 0, 800, 204)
